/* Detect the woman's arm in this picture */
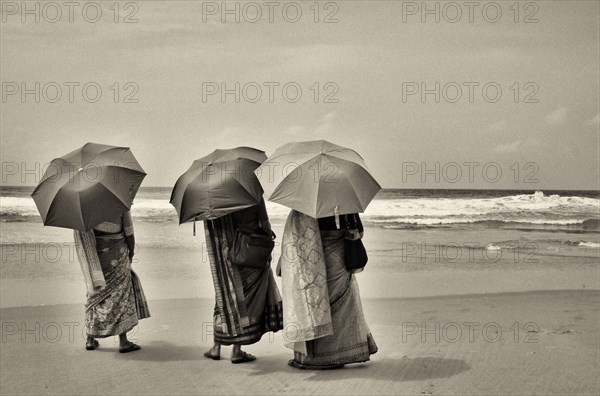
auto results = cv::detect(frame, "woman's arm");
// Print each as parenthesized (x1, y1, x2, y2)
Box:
(258, 198, 272, 235)
(355, 213, 364, 238)
(123, 211, 135, 261)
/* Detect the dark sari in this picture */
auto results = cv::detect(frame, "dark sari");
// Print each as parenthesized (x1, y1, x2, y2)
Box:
(204, 201, 283, 345)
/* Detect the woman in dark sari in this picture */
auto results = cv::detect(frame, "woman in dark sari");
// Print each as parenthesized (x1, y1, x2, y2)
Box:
(203, 198, 284, 363)
(74, 210, 150, 352)
(279, 210, 377, 369)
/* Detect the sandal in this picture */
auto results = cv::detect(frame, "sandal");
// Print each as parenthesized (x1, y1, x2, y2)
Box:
(203, 351, 221, 361)
(231, 351, 256, 364)
(119, 343, 141, 353)
(85, 339, 99, 351)
(288, 359, 305, 369)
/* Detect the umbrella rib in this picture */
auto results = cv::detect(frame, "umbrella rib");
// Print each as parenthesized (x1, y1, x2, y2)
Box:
(206, 167, 211, 220)
(98, 165, 146, 208)
(76, 190, 86, 230)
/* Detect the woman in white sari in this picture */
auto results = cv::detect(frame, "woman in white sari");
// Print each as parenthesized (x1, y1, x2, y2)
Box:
(278, 210, 377, 369)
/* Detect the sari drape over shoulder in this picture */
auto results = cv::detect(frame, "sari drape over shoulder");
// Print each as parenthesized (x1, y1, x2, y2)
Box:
(278, 211, 333, 349)
(74, 211, 150, 337)
(280, 210, 378, 369)
(74, 230, 105, 294)
(204, 210, 283, 346)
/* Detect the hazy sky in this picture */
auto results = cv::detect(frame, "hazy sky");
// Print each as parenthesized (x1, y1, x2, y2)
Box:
(1, 0, 599, 189)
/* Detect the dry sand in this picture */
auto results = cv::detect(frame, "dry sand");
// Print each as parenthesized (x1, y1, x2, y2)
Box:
(1, 290, 598, 395)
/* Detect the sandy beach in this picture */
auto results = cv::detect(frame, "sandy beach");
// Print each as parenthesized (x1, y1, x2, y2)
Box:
(1, 290, 598, 395)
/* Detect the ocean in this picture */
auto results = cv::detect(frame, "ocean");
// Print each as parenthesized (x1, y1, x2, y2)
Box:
(3, 186, 599, 227)
(1, 187, 599, 307)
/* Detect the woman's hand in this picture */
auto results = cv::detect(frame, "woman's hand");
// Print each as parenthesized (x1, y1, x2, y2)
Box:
(262, 220, 273, 238)
(125, 234, 135, 263)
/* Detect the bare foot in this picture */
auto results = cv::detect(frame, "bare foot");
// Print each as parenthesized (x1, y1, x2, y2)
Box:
(119, 341, 141, 353)
(204, 345, 221, 360)
(231, 350, 256, 364)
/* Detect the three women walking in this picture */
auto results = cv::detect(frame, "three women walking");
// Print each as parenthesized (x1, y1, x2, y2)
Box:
(33, 140, 380, 368)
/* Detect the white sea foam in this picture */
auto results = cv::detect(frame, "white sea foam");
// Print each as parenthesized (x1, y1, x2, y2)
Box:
(485, 244, 502, 251)
(2, 191, 599, 227)
(578, 241, 600, 248)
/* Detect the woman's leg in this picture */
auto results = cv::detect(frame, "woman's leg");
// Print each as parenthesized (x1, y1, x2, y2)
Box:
(85, 335, 99, 350)
(231, 344, 256, 363)
(204, 341, 221, 359)
(118, 333, 140, 353)
(204, 302, 222, 360)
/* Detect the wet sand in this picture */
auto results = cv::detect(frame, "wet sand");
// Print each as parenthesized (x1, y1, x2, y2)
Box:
(2, 222, 599, 307)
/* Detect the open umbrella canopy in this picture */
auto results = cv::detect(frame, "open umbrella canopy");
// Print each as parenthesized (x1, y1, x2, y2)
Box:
(31, 142, 146, 231)
(170, 147, 266, 223)
(255, 140, 381, 219)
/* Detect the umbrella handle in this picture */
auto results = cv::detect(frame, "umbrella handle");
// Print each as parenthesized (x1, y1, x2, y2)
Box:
(334, 206, 340, 229)
(193, 219, 196, 236)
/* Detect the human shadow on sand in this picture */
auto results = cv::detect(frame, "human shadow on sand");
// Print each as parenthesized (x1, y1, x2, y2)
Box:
(245, 355, 471, 382)
(112, 341, 205, 362)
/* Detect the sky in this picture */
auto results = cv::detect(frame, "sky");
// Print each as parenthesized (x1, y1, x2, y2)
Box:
(1, 0, 599, 190)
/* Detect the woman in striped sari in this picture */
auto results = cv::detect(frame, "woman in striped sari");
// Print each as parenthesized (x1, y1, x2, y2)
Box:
(203, 198, 284, 363)
(278, 210, 378, 369)
(74, 210, 150, 353)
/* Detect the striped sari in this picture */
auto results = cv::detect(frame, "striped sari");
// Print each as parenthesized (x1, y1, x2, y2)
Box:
(204, 214, 283, 345)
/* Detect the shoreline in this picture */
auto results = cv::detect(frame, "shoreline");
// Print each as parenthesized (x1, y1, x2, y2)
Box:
(2, 221, 599, 308)
(1, 288, 598, 310)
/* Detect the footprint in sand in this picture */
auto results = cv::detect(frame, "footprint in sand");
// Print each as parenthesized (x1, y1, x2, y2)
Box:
(547, 329, 582, 335)
(420, 383, 434, 395)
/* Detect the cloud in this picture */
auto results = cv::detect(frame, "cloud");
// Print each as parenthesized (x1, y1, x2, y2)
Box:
(587, 113, 600, 126)
(494, 140, 522, 153)
(275, 45, 362, 73)
(314, 111, 338, 136)
(282, 125, 304, 136)
(220, 127, 240, 137)
(321, 111, 338, 123)
(545, 106, 568, 125)
(485, 119, 507, 133)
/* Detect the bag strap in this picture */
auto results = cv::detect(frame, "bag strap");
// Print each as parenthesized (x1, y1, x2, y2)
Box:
(345, 214, 364, 240)
(236, 225, 276, 240)
(345, 213, 359, 230)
